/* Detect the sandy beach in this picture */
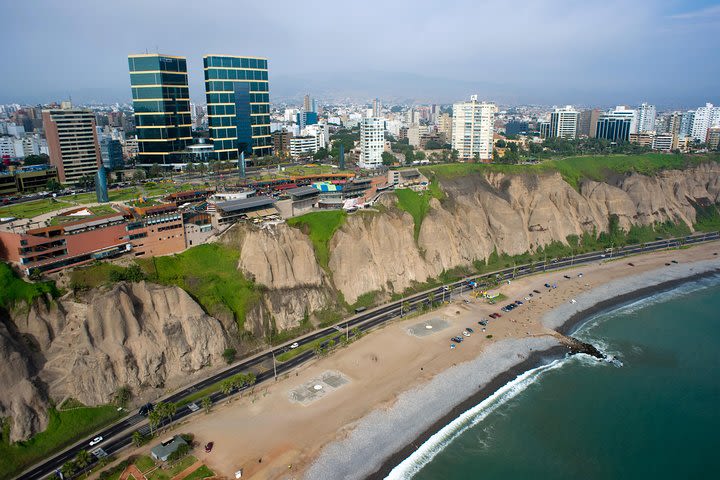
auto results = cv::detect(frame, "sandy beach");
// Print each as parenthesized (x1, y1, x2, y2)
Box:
(118, 241, 720, 480)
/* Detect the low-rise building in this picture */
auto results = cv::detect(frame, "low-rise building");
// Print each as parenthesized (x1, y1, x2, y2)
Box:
(0, 166, 59, 196)
(289, 136, 320, 158)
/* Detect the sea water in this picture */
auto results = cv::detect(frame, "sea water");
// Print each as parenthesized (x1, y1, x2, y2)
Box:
(391, 275, 720, 479)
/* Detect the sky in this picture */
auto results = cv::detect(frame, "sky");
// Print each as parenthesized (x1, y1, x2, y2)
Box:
(1, 0, 719, 108)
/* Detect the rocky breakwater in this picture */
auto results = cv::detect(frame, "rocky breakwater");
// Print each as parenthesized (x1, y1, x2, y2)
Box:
(0, 281, 230, 441)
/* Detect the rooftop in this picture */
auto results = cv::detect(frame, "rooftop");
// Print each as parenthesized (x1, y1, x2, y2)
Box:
(217, 196, 276, 213)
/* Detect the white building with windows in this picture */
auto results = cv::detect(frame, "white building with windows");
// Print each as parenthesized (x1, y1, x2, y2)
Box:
(303, 123, 330, 149)
(289, 136, 320, 158)
(451, 96, 497, 161)
(637, 103, 656, 133)
(691, 103, 720, 142)
(359, 117, 385, 169)
(549, 106, 579, 139)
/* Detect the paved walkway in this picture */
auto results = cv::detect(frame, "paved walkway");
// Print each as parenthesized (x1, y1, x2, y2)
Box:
(170, 460, 204, 480)
(119, 464, 147, 480)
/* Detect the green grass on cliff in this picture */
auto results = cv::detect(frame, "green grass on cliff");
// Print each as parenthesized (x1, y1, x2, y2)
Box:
(138, 243, 260, 330)
(421, 153, 719, 190)
(0, 405, 121, 480)
(0, 262, 58, 309)
(286, 210, 347, 271)
(394, 181, 445, 241)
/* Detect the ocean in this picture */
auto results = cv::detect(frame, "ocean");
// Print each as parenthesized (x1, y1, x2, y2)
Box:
(389, 275, 720, 479)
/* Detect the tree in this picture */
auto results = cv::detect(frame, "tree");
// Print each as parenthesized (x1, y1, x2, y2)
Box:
(23, 154, 50, 166)
(113, 386, 132, 407)
(495, 139, 507, 148)
(132, 430, 144, 447)
(201, 396, 212, 414)
(222, 348, 237, 364)
(450, 149, 459, 162)
(148, 163, 162, 179)
(75, 450, 92, 470)
(132, 169, 146, 182)
(424, 140, 444, 150)
(148, 410, 161, 435)
(427, 292, 435, 306)
(381, 151, 396, 166)
(46, 179, 61, 192)
(75, 175, 95, 190)
(415, 151, 426, 160)
(402, 301, 411, 316)
(61, 461, 77, 478)
(313, 147, 329, 160)
(221, 379, 234, 395)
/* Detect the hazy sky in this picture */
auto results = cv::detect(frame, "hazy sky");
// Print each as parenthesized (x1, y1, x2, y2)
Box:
(1, 0, 719, 108)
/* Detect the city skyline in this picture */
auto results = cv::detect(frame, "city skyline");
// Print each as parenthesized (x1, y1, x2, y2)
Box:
(1, 0, 719, 107)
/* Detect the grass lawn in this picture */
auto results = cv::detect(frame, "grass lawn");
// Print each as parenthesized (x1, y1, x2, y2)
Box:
(134, 455, 156, 473)
(394, 182, 444, 241)
(182, 464, 215, 480)
(276, 331, 340, 362)
(421, 153, 720, 191)
(0, 405, 122, 480)
(146, 469, 171, 480)
(286, 210, 347, 271)
(68, 261, 126, 289)
(138, 243, 260, 329)
(0, 198, 64, 218)
(0, 262, 58, 309)
(168, 455, 197, 476)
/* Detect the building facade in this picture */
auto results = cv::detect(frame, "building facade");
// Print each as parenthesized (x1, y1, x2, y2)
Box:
(691, 103, 720, 142)
(42, 107, 101, 183)
(578, 109, 601, 138)
(100, 138, 124, 170)
(289, 136, 320, 158)
(596, 113, 633, 142)
(549, 106, 579, 139)
(359, 117, 385, 169)
(128, 54, 192, 166)
(451, 96, 496, 161)
(203, 55, 272, 161)
(636, 103, 656, 133)
(272, 129, 293, 156)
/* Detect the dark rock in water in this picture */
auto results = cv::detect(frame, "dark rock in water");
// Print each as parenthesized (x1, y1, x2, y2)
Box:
(565, 336, 605, 359)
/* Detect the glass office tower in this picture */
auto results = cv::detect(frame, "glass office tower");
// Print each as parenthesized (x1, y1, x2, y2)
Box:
(203, 55, 272, 161)
(128, 54, 192, 166)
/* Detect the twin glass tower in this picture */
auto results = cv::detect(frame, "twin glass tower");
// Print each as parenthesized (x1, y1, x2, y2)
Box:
(129, 53, 270, 166)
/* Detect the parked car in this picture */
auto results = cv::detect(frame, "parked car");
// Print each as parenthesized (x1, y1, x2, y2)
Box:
(466, 327, 474, 333)
(533, 289, 541, 294)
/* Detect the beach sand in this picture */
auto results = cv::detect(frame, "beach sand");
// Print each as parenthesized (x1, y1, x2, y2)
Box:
(121, 242, 720, 480)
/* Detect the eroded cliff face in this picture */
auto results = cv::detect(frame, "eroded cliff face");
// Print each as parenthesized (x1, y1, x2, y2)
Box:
(329, 164, 720, 303)
(225, 222, 335, 331)
(1, 282, 230, 441)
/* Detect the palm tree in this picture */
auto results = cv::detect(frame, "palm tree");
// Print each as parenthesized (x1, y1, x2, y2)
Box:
(148, 410, 161, 436)
(201, 396, 212, 414)
(402, 301, 410, 315)
(75, 450, 92, 470)
(132, 430, 144, 447)
(427, 292, 435, 306)
(221, 379, 234, 395)
(60, 461, 76, 478)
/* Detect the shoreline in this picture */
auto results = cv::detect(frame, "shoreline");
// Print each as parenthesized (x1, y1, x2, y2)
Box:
(363, 260, 720, 480)
(364, 344, 568, 480)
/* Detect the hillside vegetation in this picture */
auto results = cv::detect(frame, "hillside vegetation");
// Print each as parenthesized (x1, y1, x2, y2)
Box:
(287, 210, 347, 271)
(421, 153, 720, 190)
(138, 243, 260, 329)
(0, 262, 58, 309)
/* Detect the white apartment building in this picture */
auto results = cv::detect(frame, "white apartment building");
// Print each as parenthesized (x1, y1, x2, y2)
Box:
(289, 136, 320, 158)
(637, 103, 657, 133)
(303, 123, 330, 149)
(691, 103, 720, 142)
(550, 106, 579, 139)
(451, 96, 497, 161)
(359, 117, 385, 169)
(407, 125, 428, 147)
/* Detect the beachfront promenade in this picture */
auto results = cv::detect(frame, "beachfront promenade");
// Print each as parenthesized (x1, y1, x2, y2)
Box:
(21, 231, 720, 480)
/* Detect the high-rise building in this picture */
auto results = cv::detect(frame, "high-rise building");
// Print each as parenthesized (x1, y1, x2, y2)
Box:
(539, 121, 551, 139)
(637, 103, 656, 133)
(451, 96, 497, 161)
(128, 54, 192, 166)
(549, 106, 579, 139)
(296, 111, 319, 130)
(42, 106, 101, 183)
(272, 129, 293, 156)
(359, 117, 385, 169)
(438, 113, 453, 141)
(577, 109, 601, 138)
(680, 111, 695, 138)
(372, 98, 382, 117)
(595, 111, 633, 142)
(691, 103, 720, 142)
(100, 138, 124, 170)
(706, 127, 720, 150)
(203, 55, 272, 160)
(303, 94, 311, 113)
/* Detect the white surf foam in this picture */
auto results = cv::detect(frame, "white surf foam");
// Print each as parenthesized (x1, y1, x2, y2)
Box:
(385, 358, 569, 480)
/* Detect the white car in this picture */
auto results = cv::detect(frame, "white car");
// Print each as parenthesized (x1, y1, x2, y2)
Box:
(462, 331, 470, 337)
(89, 436, 103, 447)
(290, 342, 299, 349)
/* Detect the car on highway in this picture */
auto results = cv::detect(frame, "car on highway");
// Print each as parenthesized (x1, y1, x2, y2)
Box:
(205, 442, 214, 453)
(139, 403, 154, 416)
(89, 436, 103, 447)
(290, 342, 299, 349)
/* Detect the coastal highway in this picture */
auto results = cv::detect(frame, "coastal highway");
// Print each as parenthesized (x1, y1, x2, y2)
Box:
(20, 231, 719, 480)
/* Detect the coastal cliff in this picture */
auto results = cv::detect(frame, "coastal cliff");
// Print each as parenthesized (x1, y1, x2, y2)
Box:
(2, 161, 719, 441)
